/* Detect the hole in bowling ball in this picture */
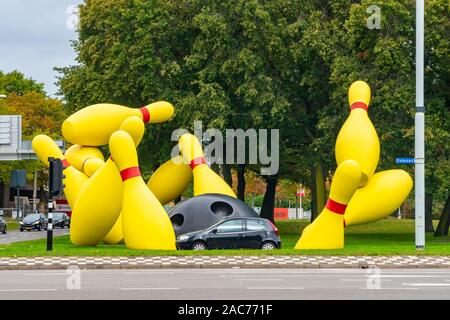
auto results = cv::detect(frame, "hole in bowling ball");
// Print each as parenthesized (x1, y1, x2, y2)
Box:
(210, 201, 233, 217)
(171, 214, 184, 230)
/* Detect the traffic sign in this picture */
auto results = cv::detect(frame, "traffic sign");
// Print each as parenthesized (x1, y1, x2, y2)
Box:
(396, 157, 415, 165)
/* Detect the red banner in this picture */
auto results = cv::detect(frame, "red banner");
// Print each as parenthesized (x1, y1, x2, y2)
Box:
(274, 208, 288, 220)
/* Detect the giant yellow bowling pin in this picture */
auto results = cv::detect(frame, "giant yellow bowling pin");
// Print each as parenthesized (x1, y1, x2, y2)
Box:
(344, 169, 413, 226)
(147, 156, 193, 205)
(335, 81, 380, 187)
(178, 133, 236, 198)
(295, 160, 361, 250)
(32, 135, 88, 208)
(103, 212, 124, 245)
(62, 101, 174, 146)
(70, 116, 145, 246)
(109, 130, 176, 250)
(64, 144, 105, 177)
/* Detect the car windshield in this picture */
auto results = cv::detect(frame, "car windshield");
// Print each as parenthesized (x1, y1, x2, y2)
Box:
(23, 214, 40, 222)
(53, 213, 63, 219)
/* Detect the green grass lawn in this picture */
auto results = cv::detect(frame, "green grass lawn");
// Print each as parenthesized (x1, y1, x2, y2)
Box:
(0, 219, 448, 257)
(4, 219, 19, 231)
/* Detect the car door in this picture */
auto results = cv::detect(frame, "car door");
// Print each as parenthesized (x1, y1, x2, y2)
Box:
(241, 219, 267, 249)
(206, 219, 244, 249)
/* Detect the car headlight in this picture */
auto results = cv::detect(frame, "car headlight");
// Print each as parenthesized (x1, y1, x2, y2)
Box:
(177, 235, 189, 242)
(33, 221, 39, 225)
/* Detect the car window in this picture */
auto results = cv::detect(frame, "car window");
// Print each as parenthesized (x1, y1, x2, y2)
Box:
(216, 219, 243, 233)
(246, 219, 266, 231)
(24, 214, 40, 222)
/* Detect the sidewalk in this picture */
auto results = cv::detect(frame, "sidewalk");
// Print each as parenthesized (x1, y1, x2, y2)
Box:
(0, 255, 450, 270)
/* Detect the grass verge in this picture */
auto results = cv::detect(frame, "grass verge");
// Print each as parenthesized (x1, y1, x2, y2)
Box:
(0, 219, 448, 257)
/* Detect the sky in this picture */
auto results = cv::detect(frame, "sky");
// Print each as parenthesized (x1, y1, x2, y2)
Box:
(0, 0, 84, 97)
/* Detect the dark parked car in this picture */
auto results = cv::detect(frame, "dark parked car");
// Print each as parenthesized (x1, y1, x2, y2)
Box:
(0, 217, 7, 234)
(52, 212, 70, 228)
(176, 217, 281, 250)
(20, 213, 48, 232)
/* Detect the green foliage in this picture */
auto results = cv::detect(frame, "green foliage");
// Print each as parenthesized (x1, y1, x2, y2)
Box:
(57, 0, 449, 206)
(0, 70, 45, 96)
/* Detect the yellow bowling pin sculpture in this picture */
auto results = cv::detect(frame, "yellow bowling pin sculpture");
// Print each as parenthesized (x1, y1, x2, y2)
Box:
(178, 133, 236, 198)
(295, 160, 361, 250)
(64, 144, 105, 177)
(109, 130, 176, 250)
(335, 81, 380, 187)
(103, 213, 124, 245)
(70, 116, 145, 246)
(344, 170, 413, 226)
(32, 135, 88, 208)
(147, 155, 193, 205)
(62, 101, 174, 146)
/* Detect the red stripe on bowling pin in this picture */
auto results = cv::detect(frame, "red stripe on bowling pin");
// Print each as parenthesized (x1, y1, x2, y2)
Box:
(350, 102, 368, 111)
(120, 166, 141, 181)
(325, 198, 347, 215)
(140, 107, 151, 123)
(62, 159, 70, 168)
(190, 157, 206, 170)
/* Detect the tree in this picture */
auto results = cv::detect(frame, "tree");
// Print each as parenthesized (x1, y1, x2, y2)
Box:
(0, 70, 45, 96)
(0, 70, 66, 208)
(3, 92, 66, 139)
(57, 0, 449, 224)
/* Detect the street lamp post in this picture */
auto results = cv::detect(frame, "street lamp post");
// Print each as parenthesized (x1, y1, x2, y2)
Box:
(415, 0, 425, 249)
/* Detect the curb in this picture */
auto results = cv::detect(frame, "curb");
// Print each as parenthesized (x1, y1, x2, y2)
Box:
(0, 255, 450, 270)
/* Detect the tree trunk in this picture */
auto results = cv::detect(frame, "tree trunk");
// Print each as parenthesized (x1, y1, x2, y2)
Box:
(260, 175, 278, 223)
(221, 164, 233, 187)
(434, 194, 450, 237)
(236, 164, 246, 201)
(425, 194, 435, 232)
(310, 163, 327, 222)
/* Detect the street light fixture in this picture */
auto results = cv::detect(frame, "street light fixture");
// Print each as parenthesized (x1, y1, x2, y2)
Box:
(415, 0, 425, 249)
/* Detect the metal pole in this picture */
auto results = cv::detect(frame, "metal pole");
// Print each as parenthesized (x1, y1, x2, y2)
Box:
(415, 0, 425, 249)
(295, 194, 298, 219)
(16, 187, 20, 221)
(300, 194, 303, 218)
(33, 171, 37, 213)
(47, 197, 53, 251)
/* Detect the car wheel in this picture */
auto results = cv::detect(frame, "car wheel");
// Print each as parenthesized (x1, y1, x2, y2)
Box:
(20, 228, 23, 232)
(260, 241, 277, 250)
(2, 227, 6, 234)
(191, 241, 207, 251)
(61, 224, 64, 229)
(37, 224, 41, 231)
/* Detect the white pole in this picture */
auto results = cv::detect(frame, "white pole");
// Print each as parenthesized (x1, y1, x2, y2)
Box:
(415, 0, 425, 249)
(299, 194, 303, 218)
(33, 171, 37, 213)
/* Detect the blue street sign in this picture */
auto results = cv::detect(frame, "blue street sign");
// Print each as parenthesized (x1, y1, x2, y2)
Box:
(396, 157, 415, 164)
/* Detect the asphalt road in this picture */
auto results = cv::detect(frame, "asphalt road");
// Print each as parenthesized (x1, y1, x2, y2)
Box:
(0, 268, 450, 300)
(0, 228, 70, 244)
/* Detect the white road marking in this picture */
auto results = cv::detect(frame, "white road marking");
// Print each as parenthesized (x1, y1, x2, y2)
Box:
(120, 287, 179, 291)
(340, 279, 392, 282)
(124, 272, 174, 275)
(23, 273, 68, 276)
(361, 288, 419, 290)
(0, 288, 57, 292)
(246, 287, 304, 290)
(234, 278, 283, 281)
(403, 283, 450, 287)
